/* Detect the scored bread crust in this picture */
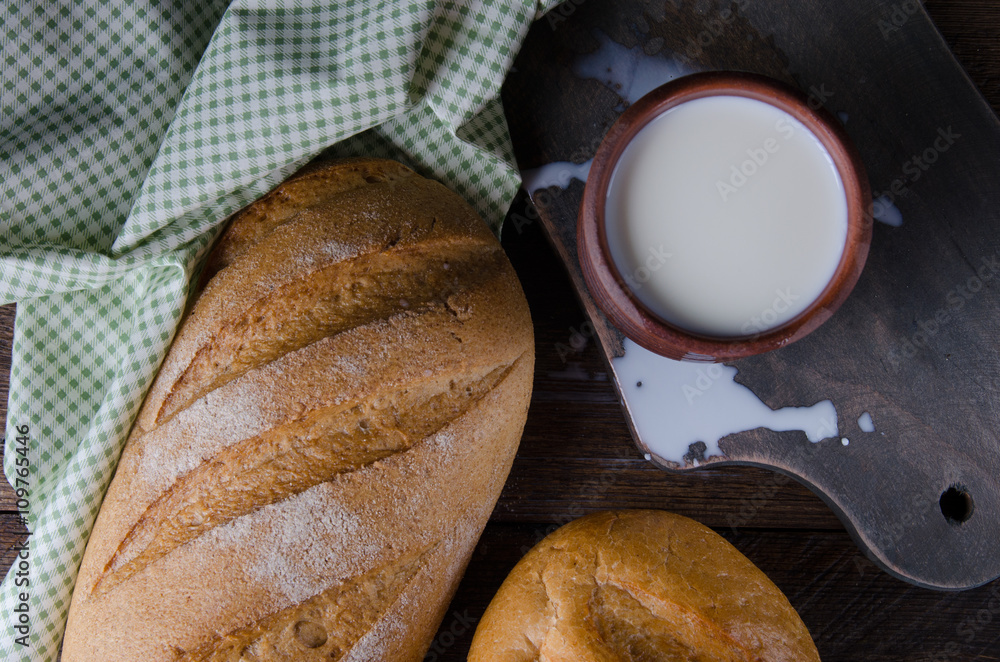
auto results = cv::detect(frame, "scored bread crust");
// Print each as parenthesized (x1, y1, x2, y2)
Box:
(468, 510, 821, 662)
(62, 158, 534, 662)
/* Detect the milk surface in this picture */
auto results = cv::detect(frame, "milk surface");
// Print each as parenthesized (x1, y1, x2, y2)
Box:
(605, 95, 849, 337)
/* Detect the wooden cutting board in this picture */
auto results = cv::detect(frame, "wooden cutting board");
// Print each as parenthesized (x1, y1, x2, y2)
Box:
(502, 0, 1000, 590)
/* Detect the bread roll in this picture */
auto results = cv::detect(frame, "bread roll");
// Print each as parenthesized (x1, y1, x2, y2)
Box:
(62, 158, 535, 662)
(469, 510, 820, 662)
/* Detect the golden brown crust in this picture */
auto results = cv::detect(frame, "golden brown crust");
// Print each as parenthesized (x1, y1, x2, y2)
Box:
(202, 157, 417, 278)
(62, 158, 534, 662)
(468, 510, 821, 662)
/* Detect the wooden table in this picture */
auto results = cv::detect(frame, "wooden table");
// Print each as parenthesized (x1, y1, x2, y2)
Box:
(2, 2, 999, 659)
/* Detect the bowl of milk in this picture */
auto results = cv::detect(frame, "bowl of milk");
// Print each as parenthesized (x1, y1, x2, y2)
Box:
(578, 71, 872, 362)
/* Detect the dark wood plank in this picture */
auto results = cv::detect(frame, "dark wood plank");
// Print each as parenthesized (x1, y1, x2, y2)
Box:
(0, 509, 28, 578)
(0, 303, 13, 428)
(0, 303, 18, 514)
(926, 0, 1000, 109)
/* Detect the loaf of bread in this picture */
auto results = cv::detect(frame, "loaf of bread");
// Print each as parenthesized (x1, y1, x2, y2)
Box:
(469, 510, 820, 661)
(62, 158, 535, 661)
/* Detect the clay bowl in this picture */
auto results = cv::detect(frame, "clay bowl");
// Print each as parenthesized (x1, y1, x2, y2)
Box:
(577, 71, 873, 362)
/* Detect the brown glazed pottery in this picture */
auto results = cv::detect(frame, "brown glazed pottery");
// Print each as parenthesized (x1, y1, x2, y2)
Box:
(577, 71, 873, 362)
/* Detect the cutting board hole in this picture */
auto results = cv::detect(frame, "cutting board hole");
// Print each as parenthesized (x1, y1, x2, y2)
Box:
(939, 485, 974, 525)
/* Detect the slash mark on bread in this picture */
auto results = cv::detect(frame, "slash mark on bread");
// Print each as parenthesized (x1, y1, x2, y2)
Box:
(94, 358, 521, 597)
(172, 544, 435, 662)
(587, 580, 755, 661)
(154, 239, 504, 428)
(205, 159, 417, 278)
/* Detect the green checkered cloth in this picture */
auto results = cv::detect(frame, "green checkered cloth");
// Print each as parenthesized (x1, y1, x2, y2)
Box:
(0, 1, 560, 659)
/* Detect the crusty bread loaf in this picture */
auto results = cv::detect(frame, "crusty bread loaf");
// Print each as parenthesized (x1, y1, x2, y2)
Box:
(62, 158, 535, 662)
(469, 510, 820, 662)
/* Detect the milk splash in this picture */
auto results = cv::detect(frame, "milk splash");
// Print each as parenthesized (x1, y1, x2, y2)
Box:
(858, 412, 876, 433)
(573, 30, 691, 105)
(614, 339, 840, 464)
(519, 31, 689, 195)
(872, 194, 904, 227)
(521, 160, 593, 194)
